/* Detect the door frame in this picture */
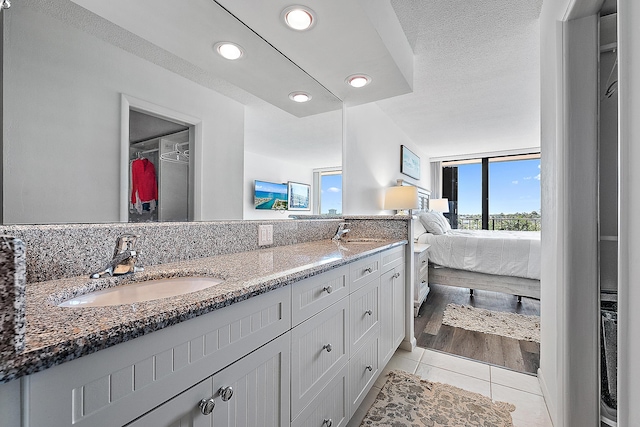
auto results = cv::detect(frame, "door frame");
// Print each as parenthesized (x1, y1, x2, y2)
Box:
(120, 94, 203, 222)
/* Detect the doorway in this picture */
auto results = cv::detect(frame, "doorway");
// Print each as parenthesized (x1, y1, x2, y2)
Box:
(120, 95, 202, 222)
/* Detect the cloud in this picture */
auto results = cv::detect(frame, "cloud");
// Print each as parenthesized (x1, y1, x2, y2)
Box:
(524, 176, 532, 180)
(327, 187, 341, 193)
(534, 173, 541, 180)
(512, 180, 519, 185)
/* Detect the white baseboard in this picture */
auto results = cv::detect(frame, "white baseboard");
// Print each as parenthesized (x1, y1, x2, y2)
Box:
(399, 337, 416, 352)
(537, 367, 557, 427)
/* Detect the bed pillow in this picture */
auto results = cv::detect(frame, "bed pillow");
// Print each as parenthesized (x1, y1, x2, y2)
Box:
(418, 211, 447, 235)
(433, 211, 452, 232)
(413, 218, 427, 240)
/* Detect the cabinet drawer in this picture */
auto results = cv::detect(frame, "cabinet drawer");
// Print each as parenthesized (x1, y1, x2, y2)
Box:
(349, 277, 380, 354)
(380, 245, 405, 271)
(292, 264, 349, 326)
(349, 334, 379, 416)
(291, 363, 349, 427)
(416, 250, 428, 278)
(350, 254, 380, 291)
(291, 297, 349, 419)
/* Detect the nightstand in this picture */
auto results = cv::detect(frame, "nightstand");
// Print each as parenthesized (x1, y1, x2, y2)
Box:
(413, 243, 430, 316)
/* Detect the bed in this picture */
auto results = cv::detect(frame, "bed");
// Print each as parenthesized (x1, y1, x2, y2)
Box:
(411, 205, 541, 300)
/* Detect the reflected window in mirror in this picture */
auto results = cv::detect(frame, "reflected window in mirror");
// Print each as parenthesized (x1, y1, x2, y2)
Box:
(313, 169, 342, 215)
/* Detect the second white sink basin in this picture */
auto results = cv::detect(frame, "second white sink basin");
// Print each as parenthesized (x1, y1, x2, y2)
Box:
(58, 276, 224, 308)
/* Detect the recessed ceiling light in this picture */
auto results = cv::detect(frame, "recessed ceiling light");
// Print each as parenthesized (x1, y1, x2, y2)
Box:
(214, 42, 244, 60)
(289, 92, 312, 103)
(346, 74, 372, 88)
(283, 6, 316, 31)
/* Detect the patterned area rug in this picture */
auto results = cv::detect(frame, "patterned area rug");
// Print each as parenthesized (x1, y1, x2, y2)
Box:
(360, 370, 515, 426)
(442, 304, 540, 343)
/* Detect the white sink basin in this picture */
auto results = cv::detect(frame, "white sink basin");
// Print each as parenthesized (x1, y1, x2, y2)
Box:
(58, 276, 224, 308)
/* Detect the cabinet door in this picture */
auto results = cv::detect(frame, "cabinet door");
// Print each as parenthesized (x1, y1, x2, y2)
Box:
(126, 380, 212, 427)
(349, 277, 380, 354)
(127, 333, 290, 427)
(348, 335, 379, 418)
(291, 364, 349, 427)
(212, 333, 291, 427)
(290, 297, 349, 419)
(379, 266, 405, 366)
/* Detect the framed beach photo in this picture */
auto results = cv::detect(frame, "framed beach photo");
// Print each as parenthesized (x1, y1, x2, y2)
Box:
(287, 181, 311, 210)
(400, 145, 421, 180)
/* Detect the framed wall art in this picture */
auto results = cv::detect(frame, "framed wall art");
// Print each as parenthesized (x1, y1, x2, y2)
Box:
(287, 181, 311, 210)
(400, 145, 421, 180)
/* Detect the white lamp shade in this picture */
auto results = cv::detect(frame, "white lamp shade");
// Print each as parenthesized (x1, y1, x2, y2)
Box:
(384, 186, 419, 210)
(429, 198, 449, 213)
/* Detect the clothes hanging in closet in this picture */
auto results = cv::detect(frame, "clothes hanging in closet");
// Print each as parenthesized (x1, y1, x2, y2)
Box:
(131, 158, 158, 214)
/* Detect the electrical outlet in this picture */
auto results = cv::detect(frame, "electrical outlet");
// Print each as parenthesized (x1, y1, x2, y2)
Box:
(258, 224, 273, 246)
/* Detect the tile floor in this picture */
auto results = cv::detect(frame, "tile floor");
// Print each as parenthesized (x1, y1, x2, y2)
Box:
(347, 347, 554, 427)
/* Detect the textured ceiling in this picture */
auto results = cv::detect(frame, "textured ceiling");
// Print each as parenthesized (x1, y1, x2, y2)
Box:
(377, 0, 544, 159)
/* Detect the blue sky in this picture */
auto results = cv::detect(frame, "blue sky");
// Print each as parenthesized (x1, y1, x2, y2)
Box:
(458, 159, 541, 214)
(320, 174, 342, 213)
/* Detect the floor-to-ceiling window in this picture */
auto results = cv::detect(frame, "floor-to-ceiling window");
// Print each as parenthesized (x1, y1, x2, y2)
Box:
(442, 153, 541, 230)
(488, 155, 541, 231)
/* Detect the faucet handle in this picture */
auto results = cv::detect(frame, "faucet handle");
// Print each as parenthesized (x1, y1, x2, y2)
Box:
(113, 234, 139, 257)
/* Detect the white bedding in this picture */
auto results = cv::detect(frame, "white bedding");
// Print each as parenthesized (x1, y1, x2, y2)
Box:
(416, 229, 541, 280)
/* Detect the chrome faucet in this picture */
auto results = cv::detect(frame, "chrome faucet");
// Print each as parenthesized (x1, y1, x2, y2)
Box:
(332, 222, 351, 241)
(90, 234, 144, 279)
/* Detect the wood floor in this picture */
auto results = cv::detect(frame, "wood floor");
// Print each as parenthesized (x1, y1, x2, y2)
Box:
(414, 283, 541, 374)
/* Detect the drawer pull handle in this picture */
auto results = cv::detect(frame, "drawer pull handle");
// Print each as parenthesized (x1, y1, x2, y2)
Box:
(323, 343, 333, 353)
(323, 419, 333, 427)
(218, 386, 234, 402)
(363, 267, 373, 274)
(422, 260, 427, 264)
(366, 365, 373, 372)
(323, 285, 333, 294)
(393, 272, 400, 279)
(199, 397, 215, 415)
(365, 309, 373, 316)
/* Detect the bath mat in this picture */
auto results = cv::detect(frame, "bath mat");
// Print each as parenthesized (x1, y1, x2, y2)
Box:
(360, 370, 515, 426)
(442, 304, 540, 342)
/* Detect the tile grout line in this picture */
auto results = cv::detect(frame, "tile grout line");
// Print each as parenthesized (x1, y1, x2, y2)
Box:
(416, 360, 491, 383)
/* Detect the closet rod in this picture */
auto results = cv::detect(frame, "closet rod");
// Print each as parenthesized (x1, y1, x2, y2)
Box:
(136, 148, 158, 156)
(130, 128, 189, 147)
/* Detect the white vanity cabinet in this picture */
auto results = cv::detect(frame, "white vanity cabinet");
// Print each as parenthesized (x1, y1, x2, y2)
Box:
(23, 286, 292, 427)
(18, 244, 406, 427)
(290, 244, 406, 426)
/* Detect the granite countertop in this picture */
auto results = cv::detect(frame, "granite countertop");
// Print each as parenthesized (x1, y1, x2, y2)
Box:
(1, 238, 406, 383)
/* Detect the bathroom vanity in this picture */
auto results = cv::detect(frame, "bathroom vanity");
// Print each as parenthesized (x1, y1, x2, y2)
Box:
(0, 222, 409, 427)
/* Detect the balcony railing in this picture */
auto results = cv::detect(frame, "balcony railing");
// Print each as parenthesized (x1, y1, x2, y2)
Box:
(457, 215, 541, 231)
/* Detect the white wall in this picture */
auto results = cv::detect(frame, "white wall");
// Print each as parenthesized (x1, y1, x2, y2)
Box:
(3, 4, 244, 224)
(343, 103, 430, 215)
(243, 151, 313, 220)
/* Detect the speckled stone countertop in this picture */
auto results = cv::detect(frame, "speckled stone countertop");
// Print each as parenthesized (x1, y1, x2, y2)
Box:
(0, 238, 406, 383)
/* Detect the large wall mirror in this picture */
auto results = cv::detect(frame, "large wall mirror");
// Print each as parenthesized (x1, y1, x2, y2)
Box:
(1, 0, 343, 225)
